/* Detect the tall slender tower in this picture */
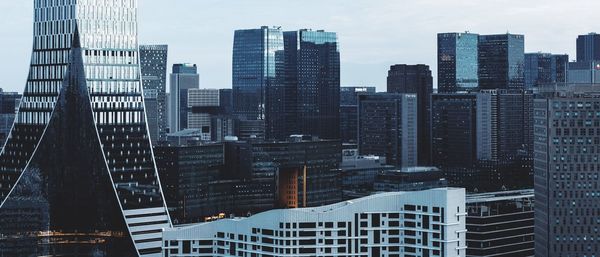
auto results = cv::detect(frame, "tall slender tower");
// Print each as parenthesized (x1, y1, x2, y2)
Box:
(0, 1, 171, 256)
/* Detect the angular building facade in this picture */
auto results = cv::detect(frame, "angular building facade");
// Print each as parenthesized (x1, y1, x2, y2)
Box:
(140, 44, 169, 142)
(437, 32, 479, 93)
(0, 1, 171, 256)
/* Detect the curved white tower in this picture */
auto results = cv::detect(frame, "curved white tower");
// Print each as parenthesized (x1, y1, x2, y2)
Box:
(0, 1, 171, 256)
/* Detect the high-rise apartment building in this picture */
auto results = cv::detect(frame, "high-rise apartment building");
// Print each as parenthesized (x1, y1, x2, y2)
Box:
(233, 26, 284, 122)
(358, 93, 418, 168)
(524, 53, 569, 89)
(576, 32, 600, 62)
(169, 63, 199, 133)
(140, 44, 168, 142)
(387, 64, 433, 165)
(534, 87, 600, 257)
(162, 188, 467, 257)
(478, 34, 525, 90)
(438, 32, 479, 93)
(267, 29, 341, 140)
(0, 1, 171, 256)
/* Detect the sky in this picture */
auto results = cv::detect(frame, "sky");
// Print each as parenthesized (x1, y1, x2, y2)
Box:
(0, 0, 598, 92)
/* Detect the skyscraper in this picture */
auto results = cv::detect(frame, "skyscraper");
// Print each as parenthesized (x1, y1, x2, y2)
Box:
(524, 53, 569, 89)
(576, 32, 600, 62)
(169, 63, 199, 133)
(358, 93, 418, 168)
(140, 45, 168, 142)
(437, 32, 479, 93)
(340, 86, 376, 143)
(232, 26, 284, 122)
(0, 1, 171, 256)
(387, 64, 433, 165)
(267, 29, 341, 140)
(478, 34, 525, 90)
(534, 87, 600, 257)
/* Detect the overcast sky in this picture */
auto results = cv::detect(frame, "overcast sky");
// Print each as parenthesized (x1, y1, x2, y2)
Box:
(0, 0, 598, 92)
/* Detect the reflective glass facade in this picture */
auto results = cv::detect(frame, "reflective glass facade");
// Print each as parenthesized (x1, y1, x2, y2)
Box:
(478, 34, 525, 90)
(267, 30, 340, 140)
(0, 1, 171, 256)
(576, 33, 600, 62)
(232, 26, 284, 121)
(524, 53, 568, 89)
(438, 32, 479, 93)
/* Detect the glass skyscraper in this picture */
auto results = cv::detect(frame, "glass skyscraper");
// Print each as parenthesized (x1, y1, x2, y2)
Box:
(232, 26, 284, 121)
(478, 34, 525, 90)
(140, 45, 168, 142)
(437, 32, 479, 93)
(0, 1, 171, 256)
(524, 52, 568, 89)
(576, 32, 600, 62)
(267, 29, 340, 140)
(169, 63, 199, 133)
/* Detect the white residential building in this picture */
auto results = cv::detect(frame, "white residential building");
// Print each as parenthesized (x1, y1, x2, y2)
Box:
(162, 188, 466, 257)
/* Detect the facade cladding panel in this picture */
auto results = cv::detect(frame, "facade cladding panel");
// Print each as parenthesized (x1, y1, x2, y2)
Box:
(0, 1, 171, 256)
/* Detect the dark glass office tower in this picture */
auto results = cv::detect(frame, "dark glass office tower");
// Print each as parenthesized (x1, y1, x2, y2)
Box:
(437, 32, 479, 93)
(478, 34, 525, 90)
(340, 86, 376, 143)
(267, 30, 340, 140)
(140, 45, 168, 142)
(358, 93, 418, 168)
(431, 94, 479, 169)
(387, 64, 433, 165)
(169, 63, 199, 133)
(524, 53, 568, 89)
(233, 27, 284, 122)
(534, 88, 600, 257)
(576, 32, 600, 62)
(0, 1, 171, 256)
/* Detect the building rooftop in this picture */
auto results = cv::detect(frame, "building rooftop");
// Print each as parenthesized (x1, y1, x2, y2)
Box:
(466, 189, 534, 204)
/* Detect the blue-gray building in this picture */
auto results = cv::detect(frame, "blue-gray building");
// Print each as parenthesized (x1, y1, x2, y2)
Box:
(0, 90, 21, 149)
(576, 32, 600, 62)
(232, 26, 284, 123)
(140, 44, 168, 142)
(524, 52, 568, 89)
(267, 29, 341, 140)
(478, 34, 525, 90)
(358, 93, 417, 168)
(437, 32, 479, 93)
(169, 63, 200, 133)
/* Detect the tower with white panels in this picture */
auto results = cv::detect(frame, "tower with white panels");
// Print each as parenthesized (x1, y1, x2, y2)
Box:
(0, 0, 171, 256)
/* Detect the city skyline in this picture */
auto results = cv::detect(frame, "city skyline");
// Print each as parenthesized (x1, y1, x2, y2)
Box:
(0, 0, 598, 92)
